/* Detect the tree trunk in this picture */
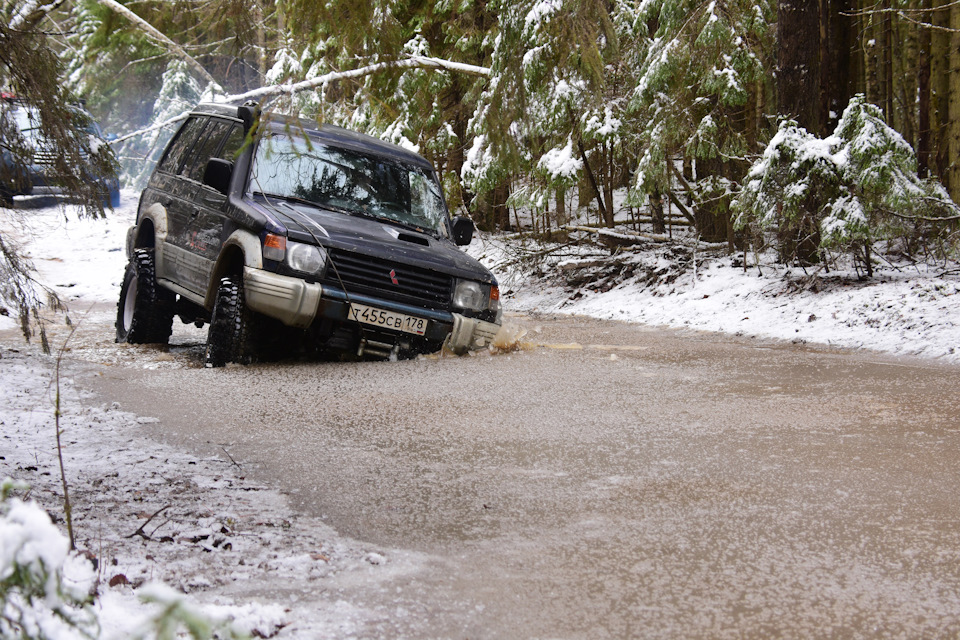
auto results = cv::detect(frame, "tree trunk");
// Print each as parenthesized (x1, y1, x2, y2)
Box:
(604, 142, 615, 226)
(881, 0, 895, 121)
(932, 0, 951, 180)
(778, 0, 823, 263)
(949, 2, 960, 199)
(778, 0, 822, 132)
(577, 139, 612, 227)
(650, 192, 666, 234)
(918, 0, 933, 177)
(555, 187, 567, 227)
(494, 182, 512, 231)
(820, 0, 854, 134)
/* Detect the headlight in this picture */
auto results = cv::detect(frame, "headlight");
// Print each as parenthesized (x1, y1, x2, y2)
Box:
(453, 279, 487, 311)
(285, 241, 327, 276)
(454, 280, 501, 317)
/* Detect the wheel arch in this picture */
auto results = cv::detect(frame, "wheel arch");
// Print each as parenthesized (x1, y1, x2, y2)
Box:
(128, 201, 169, 255)
(204, 229, 263, 309)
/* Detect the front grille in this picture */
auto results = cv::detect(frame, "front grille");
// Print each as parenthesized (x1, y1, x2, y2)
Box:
(323, 249, 453, 309)
(33, 150, 57, 166)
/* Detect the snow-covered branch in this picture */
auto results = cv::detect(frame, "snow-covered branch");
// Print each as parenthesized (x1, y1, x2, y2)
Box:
(224, 55, 490, 104)
(94, 0, 220, 88)
(8, 0, 66, 30)
(111, 108, 193, 144)
(112, 56, 491, 143)
(884, 201, 960, 223)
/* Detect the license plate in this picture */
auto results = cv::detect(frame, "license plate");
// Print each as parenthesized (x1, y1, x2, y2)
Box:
(348, 303, 427, 336)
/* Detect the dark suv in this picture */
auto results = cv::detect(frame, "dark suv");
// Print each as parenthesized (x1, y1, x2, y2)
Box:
(0, 99, 120, 208)
(116, 102, 501, 366)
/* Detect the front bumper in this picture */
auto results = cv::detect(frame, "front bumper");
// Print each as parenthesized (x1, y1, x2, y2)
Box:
(242, 267, 500, 351)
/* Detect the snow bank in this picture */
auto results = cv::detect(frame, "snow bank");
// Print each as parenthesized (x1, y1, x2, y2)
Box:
(469, 233, 960, 363)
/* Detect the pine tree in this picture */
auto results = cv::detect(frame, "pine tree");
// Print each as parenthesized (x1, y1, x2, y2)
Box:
(624, 0, 774, 242)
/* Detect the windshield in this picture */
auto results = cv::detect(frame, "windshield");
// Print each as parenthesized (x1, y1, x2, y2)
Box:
(251, 133, 449, 235)
(9, 106, 100, 144)
(13, 107, 41, 144)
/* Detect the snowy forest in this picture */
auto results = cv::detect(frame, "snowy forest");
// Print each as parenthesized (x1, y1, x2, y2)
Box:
(4, 0, 960, 269)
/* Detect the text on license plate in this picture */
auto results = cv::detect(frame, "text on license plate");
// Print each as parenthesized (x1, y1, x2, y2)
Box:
(348, 303, 427, 336)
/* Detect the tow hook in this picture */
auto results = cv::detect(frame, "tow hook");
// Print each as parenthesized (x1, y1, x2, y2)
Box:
(357, 338, 401, 360)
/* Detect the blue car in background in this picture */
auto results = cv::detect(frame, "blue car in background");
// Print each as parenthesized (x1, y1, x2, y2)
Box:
(0, 98, 120, 208)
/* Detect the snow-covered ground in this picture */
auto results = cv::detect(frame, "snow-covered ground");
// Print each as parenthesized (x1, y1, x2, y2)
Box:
(1, 195, 428, 638)
(469, 229, 960, 363)
(1, 193, 958, 637)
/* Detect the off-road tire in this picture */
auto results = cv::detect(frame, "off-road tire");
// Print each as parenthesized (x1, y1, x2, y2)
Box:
(116, 249, 175, 344)
(204, 275, 259, 367)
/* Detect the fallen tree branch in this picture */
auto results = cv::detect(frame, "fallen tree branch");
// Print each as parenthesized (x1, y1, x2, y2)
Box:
(221, 446, 242, 470)
(125, 504, 171, 540)
(95, 0, 219, 88)
(565, 224, 728, 249)
(111, 56, 491, 144)
(224, 55, 490, 103)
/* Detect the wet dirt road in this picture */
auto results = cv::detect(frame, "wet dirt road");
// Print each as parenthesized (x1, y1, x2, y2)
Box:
(79, 312, 960, 638)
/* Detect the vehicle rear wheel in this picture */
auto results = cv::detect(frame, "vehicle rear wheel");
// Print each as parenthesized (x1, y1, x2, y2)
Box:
(0, 188, 13, 208)
(116, 249, 175, 344)
(204, 275, 259, 367)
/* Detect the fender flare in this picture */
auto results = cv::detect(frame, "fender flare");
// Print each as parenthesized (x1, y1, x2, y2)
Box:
(127, 202, 170, 256)
(203, 229, 264, 309)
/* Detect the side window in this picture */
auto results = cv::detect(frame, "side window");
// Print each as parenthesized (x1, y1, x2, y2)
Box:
(182, 120, 231, 182)
(218, 125, 245, 162)
(156, 117, 205, 175)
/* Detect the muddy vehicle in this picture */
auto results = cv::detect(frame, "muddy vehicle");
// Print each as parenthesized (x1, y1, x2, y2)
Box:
(116, 103, 501, 366)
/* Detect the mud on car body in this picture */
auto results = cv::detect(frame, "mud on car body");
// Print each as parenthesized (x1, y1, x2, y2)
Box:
(117, 102, 501, 366)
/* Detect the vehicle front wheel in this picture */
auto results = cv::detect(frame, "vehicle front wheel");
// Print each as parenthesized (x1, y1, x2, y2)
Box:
(116, 249, 175, 344)
(204, 275, 258, 367)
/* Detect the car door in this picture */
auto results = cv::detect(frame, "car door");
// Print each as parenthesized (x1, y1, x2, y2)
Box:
(164, 118, 233, 295)
(151, 115, 207, 286)
(179, 120, 245, 295)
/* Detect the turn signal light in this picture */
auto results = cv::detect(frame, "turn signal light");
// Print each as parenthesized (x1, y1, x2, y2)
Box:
(263, 233, 286, 261)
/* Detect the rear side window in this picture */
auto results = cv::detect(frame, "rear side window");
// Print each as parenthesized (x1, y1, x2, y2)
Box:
(182, 120, 232, 182)
(156, 117, 205, 175)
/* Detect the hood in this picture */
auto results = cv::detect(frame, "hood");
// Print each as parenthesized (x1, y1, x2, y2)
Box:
(262, 198, 496, 284)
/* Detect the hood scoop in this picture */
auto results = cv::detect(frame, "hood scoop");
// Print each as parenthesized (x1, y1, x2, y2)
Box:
(382, 224, 430, 247)
(398, 232, 430, 247)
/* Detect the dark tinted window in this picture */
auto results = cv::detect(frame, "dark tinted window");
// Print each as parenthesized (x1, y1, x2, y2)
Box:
(218, 125, 245, 162)
(156, 117, 205, 175)
(182, 120, 232, 182)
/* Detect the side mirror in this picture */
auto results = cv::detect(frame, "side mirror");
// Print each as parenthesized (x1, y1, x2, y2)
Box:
(203, 158, 233, 195)
(451, 216, 474, 246)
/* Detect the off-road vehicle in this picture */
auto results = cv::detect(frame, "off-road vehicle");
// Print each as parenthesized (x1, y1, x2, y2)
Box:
(116, 103, 501, 366)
